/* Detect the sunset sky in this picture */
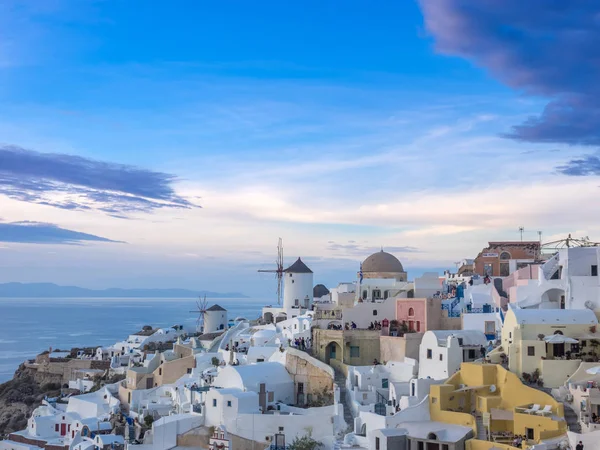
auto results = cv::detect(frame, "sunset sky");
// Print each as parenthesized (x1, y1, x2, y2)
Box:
(1, 1, 599, 296)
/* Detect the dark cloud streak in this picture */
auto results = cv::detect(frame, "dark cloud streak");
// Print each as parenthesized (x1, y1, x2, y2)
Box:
(418, 1, 600, 173)
(0, 145, 196, 215)
(0, 221, 123, 244)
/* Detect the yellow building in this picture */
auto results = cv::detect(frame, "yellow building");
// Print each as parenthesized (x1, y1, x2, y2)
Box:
(430, 362, 567, 449)
(498, 308, 598, 387)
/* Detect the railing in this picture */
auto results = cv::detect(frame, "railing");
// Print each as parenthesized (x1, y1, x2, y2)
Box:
(463, 306, 499, 314)
(314, 311, 343, 320)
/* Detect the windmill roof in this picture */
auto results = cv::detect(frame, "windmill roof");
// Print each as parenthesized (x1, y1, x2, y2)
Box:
(207, 304, 227, 311)
(284, 257, 313, 274)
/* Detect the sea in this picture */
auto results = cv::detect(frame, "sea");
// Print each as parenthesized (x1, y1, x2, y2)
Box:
(0, 297, 266, 383)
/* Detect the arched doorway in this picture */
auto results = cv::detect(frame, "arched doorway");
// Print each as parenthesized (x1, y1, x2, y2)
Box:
(541, 288, 566, 309)
(325, 341, 342, 365)
(263, 312, 274, 324)
(275, 313, 287, 323)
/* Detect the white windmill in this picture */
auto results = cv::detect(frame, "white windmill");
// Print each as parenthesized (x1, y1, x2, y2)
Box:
(189, 295, 208, 332)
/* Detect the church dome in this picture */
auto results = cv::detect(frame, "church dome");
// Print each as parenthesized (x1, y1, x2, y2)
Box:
(362, 250, 404, 273)
(313, 284, 329, 298)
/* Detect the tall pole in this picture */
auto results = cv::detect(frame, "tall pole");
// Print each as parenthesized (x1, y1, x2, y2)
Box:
(519, 226, 524, 242)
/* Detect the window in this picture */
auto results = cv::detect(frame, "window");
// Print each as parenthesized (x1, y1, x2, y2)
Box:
(227, 401, 232, 407)
(279, 426, 284, 432)
(212, 399, 217, 407)
(159, 368, 162, 376)
(431, 397, 438, 404)
(457, 338, 464, 346)
(416, 321, 421, 332)
(55, 424, 59, 432)
(362, 290, 367, 299)
(427, 349, 432, 359)
(187, 368, 192, 374)
(527, 346, 535, 356)
(376, 437, 380, 450)
(500, 252, 511, 260)
(484, 263, 493, 276)
(408, 307, 415, 317)
(593, 265, 598, 276)
(373, 309, 378, 316)
(382, 378, 389, 389)
(439, 354, 443, 361)
(484, 321, 495, 334)
(418, 441, 424, 450)
(350, 346, 360, 358)
(500, 262, 510, 277)
(509, 332, 512, 339)
(294, 324, 297, 329)
(372, 289, 381, 299)
(257, 358, 264, 362)
(468, 349, 476, 359)
(298, 382, 304, 394)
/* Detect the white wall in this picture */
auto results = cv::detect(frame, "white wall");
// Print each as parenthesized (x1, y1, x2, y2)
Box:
(462, 312, 500, 339)
(148, 414, 203, 450)
(204, 310, 228, 333)
(418, 334, 463, 380)
(414, 272, 441, 298)
(342, 298, 396, 329)
(284, 272, 313, 310)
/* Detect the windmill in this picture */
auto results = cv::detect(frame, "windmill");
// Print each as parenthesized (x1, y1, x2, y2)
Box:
(189, 295, 208, 331)
(258, 238, 284, 305)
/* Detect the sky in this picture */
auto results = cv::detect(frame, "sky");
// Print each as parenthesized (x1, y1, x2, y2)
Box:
(1, 0, 599, 297)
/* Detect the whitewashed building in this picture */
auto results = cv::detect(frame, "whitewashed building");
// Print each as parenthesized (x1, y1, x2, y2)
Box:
(418, 330, 487, 380)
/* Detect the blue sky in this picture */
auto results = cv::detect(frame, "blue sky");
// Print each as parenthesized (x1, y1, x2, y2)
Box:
(1, 1, 599, 296)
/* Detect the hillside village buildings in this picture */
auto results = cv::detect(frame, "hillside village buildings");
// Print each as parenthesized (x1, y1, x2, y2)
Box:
(10, 239, 600, 450)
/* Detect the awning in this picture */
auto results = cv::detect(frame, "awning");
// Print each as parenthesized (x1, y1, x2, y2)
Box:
(586, 366, 600, 375)
(544, 335, 578, 344)
(491, 408, 514, 420)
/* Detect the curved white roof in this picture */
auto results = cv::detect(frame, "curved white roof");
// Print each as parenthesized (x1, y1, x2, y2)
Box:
(509, 308, 598, 325)
(214, 362, 292, 392)
(428, 330, 487, 347)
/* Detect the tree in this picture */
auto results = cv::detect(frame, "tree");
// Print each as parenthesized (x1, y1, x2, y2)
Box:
(288, 430, 322, 450)
(211, 356, 220, 368)
(144, 415, 154, 428)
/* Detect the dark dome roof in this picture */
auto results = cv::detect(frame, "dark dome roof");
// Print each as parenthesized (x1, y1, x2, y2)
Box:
(207, 304, 226, 311)
(313, 284, 329, 298)
(362, 250, 404, 273)
(284, 257, 313, 274)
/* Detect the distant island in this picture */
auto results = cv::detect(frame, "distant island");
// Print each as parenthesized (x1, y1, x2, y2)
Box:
(0, 282, 248, 298)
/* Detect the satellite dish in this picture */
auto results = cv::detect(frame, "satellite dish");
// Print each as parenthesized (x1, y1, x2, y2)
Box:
(489, 384, 497, 393)
(585, 300, 595, 310)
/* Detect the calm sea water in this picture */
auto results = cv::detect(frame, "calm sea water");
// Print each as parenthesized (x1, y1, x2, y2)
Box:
(0, 297, 266, 382)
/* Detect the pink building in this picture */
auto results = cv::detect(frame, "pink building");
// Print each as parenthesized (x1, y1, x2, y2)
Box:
(396, 297, 452, 332)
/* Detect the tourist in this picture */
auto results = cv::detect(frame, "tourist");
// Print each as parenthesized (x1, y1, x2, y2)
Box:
(576, 441, 584, 450)
(351, 321, 357, 329)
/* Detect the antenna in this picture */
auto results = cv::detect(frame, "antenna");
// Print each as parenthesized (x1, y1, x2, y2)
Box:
(189, 295, 208, 331)
(258, 238, 284, 305)
(518, 226, 524, 242)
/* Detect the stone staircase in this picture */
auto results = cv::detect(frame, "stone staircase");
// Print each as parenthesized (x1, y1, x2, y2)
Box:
(475, 414, 487, 441)
(334, 369, 354, 432)
(563, 404, 582, 433)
